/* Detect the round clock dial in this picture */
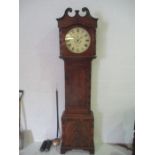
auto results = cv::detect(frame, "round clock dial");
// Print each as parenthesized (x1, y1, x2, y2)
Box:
(65, 27, 91, 53)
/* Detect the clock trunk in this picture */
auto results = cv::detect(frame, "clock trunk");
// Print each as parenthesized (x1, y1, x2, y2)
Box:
(65, 59, 91, 114)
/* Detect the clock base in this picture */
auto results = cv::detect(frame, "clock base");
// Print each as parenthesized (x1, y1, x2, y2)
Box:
(60, 111, 94, 154)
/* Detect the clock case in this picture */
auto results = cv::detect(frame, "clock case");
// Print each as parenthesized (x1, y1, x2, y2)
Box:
(57, 7, 98, 154)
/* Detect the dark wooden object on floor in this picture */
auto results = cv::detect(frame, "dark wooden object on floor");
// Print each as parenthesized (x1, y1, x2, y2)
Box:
(57, 7, 98, 154)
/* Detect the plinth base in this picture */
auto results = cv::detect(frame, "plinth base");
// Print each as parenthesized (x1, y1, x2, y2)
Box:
(60, 111, 94, 154)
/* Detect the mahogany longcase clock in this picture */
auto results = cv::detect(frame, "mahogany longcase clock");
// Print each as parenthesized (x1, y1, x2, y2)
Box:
(57, 7, 98, 154)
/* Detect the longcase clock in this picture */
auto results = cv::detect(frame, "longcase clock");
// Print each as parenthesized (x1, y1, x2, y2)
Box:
(57, 7, 98, 154)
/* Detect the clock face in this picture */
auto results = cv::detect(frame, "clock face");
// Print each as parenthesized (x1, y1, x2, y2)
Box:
(65, 27, 91, 53)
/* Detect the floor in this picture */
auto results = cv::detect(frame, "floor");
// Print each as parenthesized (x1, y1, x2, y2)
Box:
(19, 142, 132, 155)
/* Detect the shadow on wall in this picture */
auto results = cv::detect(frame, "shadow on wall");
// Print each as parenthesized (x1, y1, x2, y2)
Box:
(91, 10, 108, 147)
(110, 145, 132, 155)
(95, 143, 132, 155)
(19, 93, 34, 149)
(105, 107, 134, 144)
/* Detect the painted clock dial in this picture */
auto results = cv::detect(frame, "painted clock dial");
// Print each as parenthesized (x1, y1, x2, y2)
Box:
(65, 27, 91, 53)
